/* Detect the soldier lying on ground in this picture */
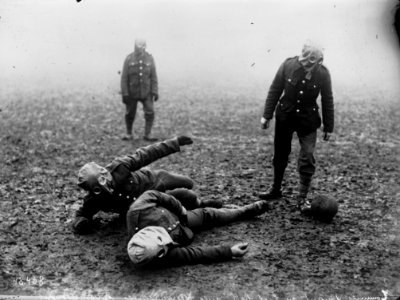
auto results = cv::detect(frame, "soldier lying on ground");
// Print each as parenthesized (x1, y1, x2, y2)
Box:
(126, 190, 271, 267)
(73, 136, 221, 234)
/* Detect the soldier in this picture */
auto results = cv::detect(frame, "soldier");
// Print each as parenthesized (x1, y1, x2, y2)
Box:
(259, 40, 334, 215)
(73, 136, 221, 234)
(126, 190, 271, 267)
(121, 38, 158, 141)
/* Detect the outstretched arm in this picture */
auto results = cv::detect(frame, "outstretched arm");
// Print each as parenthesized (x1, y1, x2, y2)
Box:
(161, 242, 249, 266)
(114, 136, 192, 172)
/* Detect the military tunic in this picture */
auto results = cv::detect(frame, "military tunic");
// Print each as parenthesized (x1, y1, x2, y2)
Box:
(121, 51, 158, 100)
(263, 56, 334, 135)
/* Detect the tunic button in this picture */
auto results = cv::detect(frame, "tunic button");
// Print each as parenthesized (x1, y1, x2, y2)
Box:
(297, 100, 300, 103)
(139, 60, 142, 63)
(168, 227, 172, 231)
(296, 109, 300, 113)
(140, 67, 142, 70)
(135, 227, 138, 231)
(130, 181, 133, 183)
(173, 224, 176, 228)
(280, 103, 283, 106)
(299, 91, 304, 95)
(126, 196, 129, 199)
(139, 73, 142, 76)
(288, 78, 291, 82)
(119, 193, 122, 197)
(161, 210, 164, 213)
(302, 80, 305, 84)
(313, 108, 316, 111)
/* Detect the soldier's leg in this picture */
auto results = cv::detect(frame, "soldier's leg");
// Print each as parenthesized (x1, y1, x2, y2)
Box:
(142, 96, 157, 141)
(152, 169, 194, 192)
(260, 121, 294, 200)
(166, 188, 223, 209)
(296, 130, 317, 213)
(186, 201, 270, 232)
(123, 100, 138, 139)
(166, 188, 200, 210)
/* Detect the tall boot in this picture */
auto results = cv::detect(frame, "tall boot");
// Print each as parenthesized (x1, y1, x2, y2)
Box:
(297, 173, 312, 215)
(122, 114, 134, 140)
(143, 113, 158, 141)
(259, 167, 285, 200)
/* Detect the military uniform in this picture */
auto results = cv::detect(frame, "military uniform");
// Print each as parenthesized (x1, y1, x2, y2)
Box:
(74, 138, 193, 233)
(126, 190, 269, 266)
(262, 56, 334, 201)
(121, 50, 158, 138)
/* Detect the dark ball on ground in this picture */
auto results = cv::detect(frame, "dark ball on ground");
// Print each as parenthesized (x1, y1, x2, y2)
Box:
(311, 194, 338, 223)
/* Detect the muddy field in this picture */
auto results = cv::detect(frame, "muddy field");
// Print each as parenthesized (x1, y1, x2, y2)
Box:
(0, 84, 399, 299)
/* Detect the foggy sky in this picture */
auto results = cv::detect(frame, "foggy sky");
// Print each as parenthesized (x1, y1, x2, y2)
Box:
(1, 0, 399, 95)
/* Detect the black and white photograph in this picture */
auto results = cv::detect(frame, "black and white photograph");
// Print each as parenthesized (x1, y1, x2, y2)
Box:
(0, 0, 399, 299)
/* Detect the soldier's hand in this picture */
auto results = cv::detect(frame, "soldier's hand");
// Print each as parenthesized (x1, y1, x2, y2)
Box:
(152, 94, 159, 102)
(323, 132, 331, 141)
(72, 217, 93, 235)
(122, 95, 130, 104)
(231, 242, 249, 257)
(177, 135, 193, 146)
(261, 117, 270, 130)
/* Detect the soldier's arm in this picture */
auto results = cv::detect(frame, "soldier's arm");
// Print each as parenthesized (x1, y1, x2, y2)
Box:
(320, 68, 334, 133)
(161, 244, 233, 266)
(121, 56, 130, 97)
(150, 55, 158, 97)
(73, 194, 100, 234)
(263, 61, 285, 120)
(121, 137, 181, 171)
(139, 190, 185, 217)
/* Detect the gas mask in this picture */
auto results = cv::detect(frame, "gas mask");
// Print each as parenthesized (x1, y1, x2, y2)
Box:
(77, 162, 113, 195)
(298, 41, 324, 67)
(298, 40, 324, 79)
(134, 38, 146, 55)
(127, 226, 174, 266)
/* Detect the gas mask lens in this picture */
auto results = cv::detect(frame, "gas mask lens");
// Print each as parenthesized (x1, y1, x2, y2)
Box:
(308, 55, 317, 64)
(92, 186, 102, 195)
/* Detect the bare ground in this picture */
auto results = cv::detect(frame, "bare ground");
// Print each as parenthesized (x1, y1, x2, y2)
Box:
(0, 85, 399, 299)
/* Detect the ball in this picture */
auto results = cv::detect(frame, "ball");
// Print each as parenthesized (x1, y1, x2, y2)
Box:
(311, 194, 339, 223)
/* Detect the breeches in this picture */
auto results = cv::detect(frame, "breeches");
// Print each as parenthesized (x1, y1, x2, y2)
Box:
(273, 121, 317, 176)
(186, 207, 244, 232)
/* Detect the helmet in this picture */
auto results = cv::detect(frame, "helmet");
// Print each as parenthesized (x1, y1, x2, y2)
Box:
(311, 194, 338, 223)
(127, 226, 173, 266)
(77, 162, 113, 195)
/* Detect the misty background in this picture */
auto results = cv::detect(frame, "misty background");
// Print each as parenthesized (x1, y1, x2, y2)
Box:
(1, 0, 400, 98)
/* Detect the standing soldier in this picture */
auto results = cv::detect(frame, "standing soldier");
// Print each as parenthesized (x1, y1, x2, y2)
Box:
(259, 40, 334, 215)
(121, 38, 159, 141)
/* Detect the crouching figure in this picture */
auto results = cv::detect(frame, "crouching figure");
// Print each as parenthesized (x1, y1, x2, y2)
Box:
(126, 190, 271, 267)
